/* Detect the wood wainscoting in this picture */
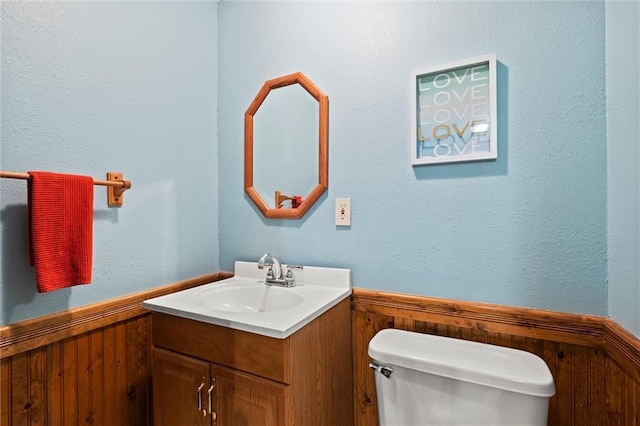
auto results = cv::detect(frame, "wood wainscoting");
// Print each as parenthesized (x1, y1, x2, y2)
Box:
(2, 280, 639, 426)
(352, 288, 640, 426)
(0, 272, 231, 426)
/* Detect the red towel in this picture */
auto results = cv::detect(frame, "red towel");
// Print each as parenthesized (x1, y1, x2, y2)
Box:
(28, 171, 94, 293)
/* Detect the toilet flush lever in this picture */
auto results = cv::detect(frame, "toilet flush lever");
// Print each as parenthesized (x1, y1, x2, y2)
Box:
(369, 362, 394, 379)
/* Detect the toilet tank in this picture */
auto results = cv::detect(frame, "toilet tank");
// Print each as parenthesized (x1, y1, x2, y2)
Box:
(368, 329, 556, 426)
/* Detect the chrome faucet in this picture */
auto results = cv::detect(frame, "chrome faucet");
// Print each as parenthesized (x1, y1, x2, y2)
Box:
(257, 253, 300, 287)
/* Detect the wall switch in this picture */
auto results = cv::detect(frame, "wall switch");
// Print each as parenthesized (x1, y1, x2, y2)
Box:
(335, 198, 351, 226)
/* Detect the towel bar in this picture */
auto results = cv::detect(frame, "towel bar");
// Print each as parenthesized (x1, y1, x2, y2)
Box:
(0, 170, 132, 207)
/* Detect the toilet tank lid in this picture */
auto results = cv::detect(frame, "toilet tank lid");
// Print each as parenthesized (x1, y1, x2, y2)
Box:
(368, 329, 556, 397)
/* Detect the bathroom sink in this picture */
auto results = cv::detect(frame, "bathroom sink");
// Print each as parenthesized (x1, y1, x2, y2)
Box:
(143, 261, 351, 339)
(197, 283, 304, 313)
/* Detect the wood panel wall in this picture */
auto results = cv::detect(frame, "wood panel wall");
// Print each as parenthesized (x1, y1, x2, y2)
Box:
(1, 316, 151, 426)
(0, 273, 230, 426)
(2, 279, 639, 426)
(352, 288, 640, 426)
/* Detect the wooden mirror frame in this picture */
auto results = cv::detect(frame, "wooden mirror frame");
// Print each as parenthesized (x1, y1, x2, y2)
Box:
(244, 72, 329, 219)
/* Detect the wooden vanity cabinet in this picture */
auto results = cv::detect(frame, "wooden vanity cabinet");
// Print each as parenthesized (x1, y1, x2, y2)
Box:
(150, 298, 352, 426)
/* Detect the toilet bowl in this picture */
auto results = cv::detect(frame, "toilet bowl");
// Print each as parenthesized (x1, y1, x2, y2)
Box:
(368, 329, 555, 426)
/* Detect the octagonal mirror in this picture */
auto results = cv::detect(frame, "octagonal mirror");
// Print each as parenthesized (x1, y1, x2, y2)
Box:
(244, 72, 328, 219)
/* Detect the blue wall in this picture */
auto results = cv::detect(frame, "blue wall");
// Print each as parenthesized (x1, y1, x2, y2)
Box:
(606, 1, 640, 336)
(2, 2, 638, 336)
(0, 2, 219, 324)
(218, 1, 609, 316)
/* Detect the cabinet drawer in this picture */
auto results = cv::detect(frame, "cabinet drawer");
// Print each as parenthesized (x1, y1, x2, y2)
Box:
(151, 312, 290, 383)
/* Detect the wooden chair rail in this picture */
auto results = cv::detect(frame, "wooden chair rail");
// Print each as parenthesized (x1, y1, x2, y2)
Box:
(352, 288, 606, 346)
(603, 318, 640, 381)
(0, 272, 232, 358)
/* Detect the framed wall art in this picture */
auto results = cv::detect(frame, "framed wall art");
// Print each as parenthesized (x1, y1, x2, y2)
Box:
(411, 54, 497, 166)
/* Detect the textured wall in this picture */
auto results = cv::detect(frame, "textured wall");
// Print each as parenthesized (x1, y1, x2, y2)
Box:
(218, 2, 609, 315)
(606, 1, 640, 336)
(0, 2, 219, 325)
(4, 1, 630, 331)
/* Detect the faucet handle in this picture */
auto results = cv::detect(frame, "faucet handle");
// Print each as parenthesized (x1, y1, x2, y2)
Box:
(284, 265, 303, 286)
(265, 266, 276, 281)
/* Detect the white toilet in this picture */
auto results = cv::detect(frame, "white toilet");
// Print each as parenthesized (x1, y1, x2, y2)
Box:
(368, 329, 556, 426)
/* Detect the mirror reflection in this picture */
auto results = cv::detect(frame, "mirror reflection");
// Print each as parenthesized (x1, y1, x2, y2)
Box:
(244, 72, 328, 219)
(253, 84, 319, 208)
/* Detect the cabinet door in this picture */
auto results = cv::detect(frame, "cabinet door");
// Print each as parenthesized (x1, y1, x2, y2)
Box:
(212, 364, 287, 426)
(152, 347, 212, 426)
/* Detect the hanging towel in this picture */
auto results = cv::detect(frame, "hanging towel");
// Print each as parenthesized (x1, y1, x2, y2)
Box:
(28, 171, 94, 293)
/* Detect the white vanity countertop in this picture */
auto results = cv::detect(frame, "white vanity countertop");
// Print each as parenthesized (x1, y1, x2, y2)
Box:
(142, 261, 352, 339)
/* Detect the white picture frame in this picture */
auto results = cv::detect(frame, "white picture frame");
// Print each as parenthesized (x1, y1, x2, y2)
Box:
(411, 54, 497, 166)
